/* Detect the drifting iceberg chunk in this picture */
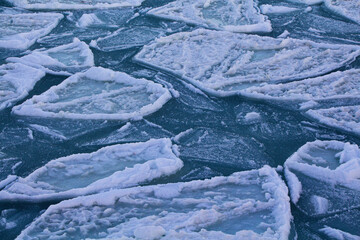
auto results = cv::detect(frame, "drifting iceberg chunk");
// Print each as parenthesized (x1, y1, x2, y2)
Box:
(0, 13, 63, 50)
(134, 29, 360, 96)
(147, 0, 272, 33)
(260, 4, 299, 14)
(0, 63, 45, 111)
(284, 140, 360, 217)
(16, 166, 291, 239)
(7, 0, 144, 10)
(306, 105, 360, 136)
(7, 38, 94, 76)
(324, 0, 360, 25)
(12, 67, 172, 120)
(0, 138, 183, 202)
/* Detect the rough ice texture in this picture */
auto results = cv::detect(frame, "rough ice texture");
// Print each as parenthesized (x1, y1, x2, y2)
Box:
(289, 0, 323, 5)
(134, 29, 360, 97)
(320, 226, 360, 240)
(0, 12, 63, 50)
(147, 0, 272, 33)
(12, 67, 172, 120)
(0, 138, 183, 203)
(0, 63, 45, 111)
(241, 69, 360, 109)
(284, 140, 360, 216)
(306, 105, 360, 136)
(7, 38, 94, 76)
(7, 0, 144, 10)
(324, 0, 360, 25)
(16, 166, 291, 240)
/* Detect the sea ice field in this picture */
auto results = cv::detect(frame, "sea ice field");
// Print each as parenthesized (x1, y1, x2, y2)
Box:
(0, 0, 359, 239)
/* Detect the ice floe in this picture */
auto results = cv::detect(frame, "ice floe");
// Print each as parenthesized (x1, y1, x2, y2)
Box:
(0, 138, 183, 202)
(324, 0, 360, 25)
(285, 140, 360, 217)
(147, 0, 272, 33)
(306, 105, 360, 136)
(15, 166, 291, 239)
(7, 38, 94, 75)
(12, 67, 172, 120)
(0, 12, 63, 50)
(0, 63, 45, 111)
(134, 29, 360, 97)
(260, 5, 299, 14)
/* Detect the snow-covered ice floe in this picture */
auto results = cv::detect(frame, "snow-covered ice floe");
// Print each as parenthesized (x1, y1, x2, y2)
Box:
(7, 38, 94, 76)
(12, 67, 172, 120)
(0, 138, 183, 203)
(15, 165, 291, 239)
(0, 63, 45, 111)
(7, 0, 145, 10)
(285, 140, 360, 217)
(289, 0, 323, 5)
(306, 105, 360, 136)
(241, 69, 360, 110)
(147, 0, 272, 33)
(324, 0, 360, 25)
(134, 29, 360, 97)
(0, 12, 63, 50)
(260, 4, 299, 14)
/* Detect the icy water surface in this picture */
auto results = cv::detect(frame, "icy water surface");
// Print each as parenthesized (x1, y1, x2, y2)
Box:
(0, 0, 359, 239)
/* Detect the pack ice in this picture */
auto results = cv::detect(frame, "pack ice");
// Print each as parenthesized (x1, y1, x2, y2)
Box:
(0, 138, 183, 202)
(12, 67, 172, 120)
(0, 63, 45, 111)
(134, 29, 360, 97)
(0, 12, 63, 50)
(285, 140, 360, 217)
(7, 0, 144, 10)
(7, 38, 94, 76)
(147, 0, 272, 33)
(16, 166, 291, 239)
(324, 0, 360, 25)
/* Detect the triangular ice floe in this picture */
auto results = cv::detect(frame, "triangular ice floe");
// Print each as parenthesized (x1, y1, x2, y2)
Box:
(324, 0, 360, 25)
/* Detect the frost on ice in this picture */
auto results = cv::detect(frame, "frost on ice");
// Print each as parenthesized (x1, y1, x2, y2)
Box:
(12, 67, 172, 120)
(0, 12, 63, 50)
(147, 0, 272, 33)
(284, 140, 360, 217)
(7, 38, 94, 75)
(0, 138, 183, 202)
(16, 166, 291, 240)
(324, 0, 360, 25)
(0, 63, 45, 111)
(134, 29, 360, 97)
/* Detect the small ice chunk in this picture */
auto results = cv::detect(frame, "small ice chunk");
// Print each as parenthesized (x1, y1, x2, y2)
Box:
(147, 0, 272, 33)
(244, 112, 261, 123)
(324, 0, 360, 25)
(310, 195, 329, 215)
(289, 0, 323, 5)
(260, 5, 299, 14)
(76, 14, 103, 28)
(0, 12, 63, 50)
(278, 30, 290, 38)
(7, 38, 94, 76)
(0, 138, 183, 202)
(134, 226, 166, 240)
(12, 67, 172, 120)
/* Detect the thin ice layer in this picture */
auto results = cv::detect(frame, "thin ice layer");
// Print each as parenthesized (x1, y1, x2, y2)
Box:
(134, 29, 360, 97)
(0, 12, 63, 50)
(324, 0, 360, 25)
(147, 0, 272, 33)
(0, 63, 45, 111)
(284, 140, 360, 217)
(7, 38, 94, 75)
(306, 105, 360, 136)
(16, 166, 291, 240)
(7, 0, 144, 10)
(0, 138, 183, 202)
(12, 67, 172, 120)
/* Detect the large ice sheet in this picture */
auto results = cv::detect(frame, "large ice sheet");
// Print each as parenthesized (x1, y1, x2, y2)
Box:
(16, 166, 291, 239)
(7, 38, 94, 76)
(12, 67, 172, 120)
(324, 0, 360, 25)
(7, 0, 144, 10)
(147, 0, 272, 33)
(0, 12, 63, 50)
(134, 29, 360, 97)
(0, 63, 45, 111)
(284, 140, 360, 217)
(306, 105, 360, 136)
(0, 138, 183, 202)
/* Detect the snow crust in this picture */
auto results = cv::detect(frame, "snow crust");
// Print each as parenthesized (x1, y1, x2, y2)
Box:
(0, 12, 63, 50)
(147, 0, 272, 33)
(0, 138, 183, 202)
(12, 67, 172, 120)
(324, 0, 360, 25)
(16, 166, 291, 240)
